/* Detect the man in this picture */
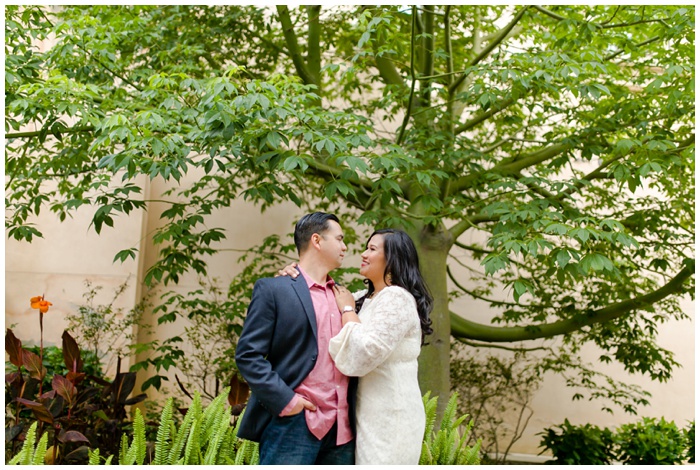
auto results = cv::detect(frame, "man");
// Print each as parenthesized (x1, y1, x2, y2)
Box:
(235, 212, 355, 464)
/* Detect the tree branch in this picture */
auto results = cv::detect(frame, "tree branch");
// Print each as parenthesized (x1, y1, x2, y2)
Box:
(6, 125, 95, 140)
(447, 142, 571, 200)
(455, 336, 551, 352)
(276, 6, 316, 87)
(449, 6, 530, 95)
(418, 5, 435, 109)
(454, 97, 515, 135)
(450, 263, 694, 342)
(396, 6, 418, 146)
(305, 5, 322, 86)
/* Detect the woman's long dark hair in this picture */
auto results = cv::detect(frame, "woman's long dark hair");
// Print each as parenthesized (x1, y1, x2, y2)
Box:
(356, 229, 434, 343)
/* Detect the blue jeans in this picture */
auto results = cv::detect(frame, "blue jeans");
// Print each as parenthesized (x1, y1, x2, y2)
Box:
(259, 412, 355, 465)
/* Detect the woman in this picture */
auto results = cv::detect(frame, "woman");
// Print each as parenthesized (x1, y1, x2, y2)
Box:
(278, 229, 433, 464)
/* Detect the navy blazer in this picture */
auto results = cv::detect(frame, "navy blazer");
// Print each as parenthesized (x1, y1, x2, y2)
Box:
(235, 273, 356, 442)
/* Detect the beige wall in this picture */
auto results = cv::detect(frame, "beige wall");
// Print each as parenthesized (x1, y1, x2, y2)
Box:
(4, 174, 695, 458)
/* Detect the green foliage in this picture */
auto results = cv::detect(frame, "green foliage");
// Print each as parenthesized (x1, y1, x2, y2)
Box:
(65, 279, 151, 375)
(7, 422, 49, 465)
(5, 328, 146, 464)
(684, 420, 695, 463)
(5, 344, 103, 391)
(118, 408, 147, 464)
(449, 341, 542, 461)
(420, 392, 481, 465)
(615, 417, 686, 465)
(5, 4, 694, 410)
(539, 418, 616, 464)
(540, 417, 694, 465)
(116, 389, 259, 465)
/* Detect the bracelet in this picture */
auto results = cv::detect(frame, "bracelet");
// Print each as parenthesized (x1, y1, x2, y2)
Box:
(342, 305, 354, 314)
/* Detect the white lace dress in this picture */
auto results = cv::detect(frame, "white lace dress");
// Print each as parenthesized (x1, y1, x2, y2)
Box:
(329, 286, 425, 465)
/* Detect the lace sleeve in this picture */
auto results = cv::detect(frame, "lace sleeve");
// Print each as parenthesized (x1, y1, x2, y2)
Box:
(329, 286, 417, 377)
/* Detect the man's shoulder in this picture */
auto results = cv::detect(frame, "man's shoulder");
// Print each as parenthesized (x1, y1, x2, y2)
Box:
(254, 275, 301, 290)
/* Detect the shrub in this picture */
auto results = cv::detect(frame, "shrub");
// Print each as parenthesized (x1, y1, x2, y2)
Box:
(616, 417, 686, 465)
(8, 389, 258, 466)
(450, 341, 542, 462)
(684, 421, 695, 463)
(5, 327, 146, 464)
(540, 416, 694, 465)
(539, 418, 616, 464)
(100, 389, 258, 465)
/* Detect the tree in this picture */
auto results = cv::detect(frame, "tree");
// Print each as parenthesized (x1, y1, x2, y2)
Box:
(5, 5, 694, 410)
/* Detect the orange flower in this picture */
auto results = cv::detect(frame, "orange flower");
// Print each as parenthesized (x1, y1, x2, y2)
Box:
(30, 296, 43, 309)
(30, 296, 52, 313)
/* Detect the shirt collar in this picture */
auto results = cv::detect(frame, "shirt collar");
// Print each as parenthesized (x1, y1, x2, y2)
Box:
(297, 266, 335, 289)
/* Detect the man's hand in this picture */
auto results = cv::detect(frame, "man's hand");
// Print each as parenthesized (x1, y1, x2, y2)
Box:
(289, 396, 317, 415)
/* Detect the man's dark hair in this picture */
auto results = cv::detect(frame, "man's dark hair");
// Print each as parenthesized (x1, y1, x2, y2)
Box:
(294, 212, 340, 254)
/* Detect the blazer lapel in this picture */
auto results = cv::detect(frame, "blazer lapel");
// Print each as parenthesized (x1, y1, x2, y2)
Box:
(291, 276, 318, 339)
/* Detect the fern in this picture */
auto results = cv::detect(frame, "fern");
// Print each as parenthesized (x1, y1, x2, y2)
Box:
(118, 433, 129, 464)
(109, 389, 259, 466)
(88, 448, 100, 465)
(87, 448, 113, 465)
(8, 422, 47, 465)
(203, 401, 229, 464)
(153, 397, 175, 465)
(118, 409, 146, 465)
(183, 417, 201, 464)
(200, 389, 229, 445)
(420, 392, 482, 465)
(133, 408, 147, 464)
(167, 394, 199, 464)
(31, 433, 49, 465)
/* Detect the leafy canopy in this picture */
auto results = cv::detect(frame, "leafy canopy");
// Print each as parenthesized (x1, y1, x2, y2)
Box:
(5, 5, 694, 410)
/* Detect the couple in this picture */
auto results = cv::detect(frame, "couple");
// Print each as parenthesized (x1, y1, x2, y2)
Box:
(235, 212, 433, 465)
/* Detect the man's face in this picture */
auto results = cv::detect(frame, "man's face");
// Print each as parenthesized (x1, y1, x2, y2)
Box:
(317, 220, 347, 270)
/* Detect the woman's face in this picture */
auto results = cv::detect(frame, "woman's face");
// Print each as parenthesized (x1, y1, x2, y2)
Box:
(360, 234, 387, 284)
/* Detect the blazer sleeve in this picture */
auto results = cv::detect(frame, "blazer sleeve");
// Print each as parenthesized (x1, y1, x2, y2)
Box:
(235, 278, 296, 416)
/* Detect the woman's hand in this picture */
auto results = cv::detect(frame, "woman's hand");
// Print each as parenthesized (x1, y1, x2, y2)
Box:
(275, 262, 299, 278)
(333, 284, 355, 312)
(333, 285, 360, 326)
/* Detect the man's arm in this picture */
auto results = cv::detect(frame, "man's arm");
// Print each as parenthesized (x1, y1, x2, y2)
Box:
(235, 278, 297, 416)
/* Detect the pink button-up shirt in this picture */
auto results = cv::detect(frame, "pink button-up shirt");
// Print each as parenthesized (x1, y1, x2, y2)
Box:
(279, 267, 352, 445)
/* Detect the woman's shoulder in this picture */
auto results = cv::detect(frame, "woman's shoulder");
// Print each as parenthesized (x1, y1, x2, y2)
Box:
(352, 288, 368, 300)
(380, 285, 416, 303)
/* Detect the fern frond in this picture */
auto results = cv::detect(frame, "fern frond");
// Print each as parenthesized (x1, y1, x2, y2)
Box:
(132, 407, 147, 464)
(203, 404, 230, 464)
(183, 417, 201, 464)
(12, 421, 38, 465)
(223, 427, 239, 464)
(88, 448, 100, 465)
(153, 397, 175, 465)
(234, 439, 247, 465)
(200, 388, 230, 444)
(422, 392, 438, 440)
(118, 433, 129, 464)
(440, 392, 459, 432)
(31, 432, 49, 465)
(251, 440, 260, 465)
(104, 454, 114, 465)
(168, 404, 195, 464)
(419, 441, 432, 465)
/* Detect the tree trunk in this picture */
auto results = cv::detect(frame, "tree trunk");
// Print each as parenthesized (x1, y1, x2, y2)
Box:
(414, 228, 452, 411)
